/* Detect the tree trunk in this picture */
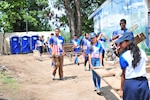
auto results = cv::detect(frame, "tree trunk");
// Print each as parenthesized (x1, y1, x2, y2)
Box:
(63, 0, 82, 39)
(74, 0, 82, 37)
(63, 0, 76, 39)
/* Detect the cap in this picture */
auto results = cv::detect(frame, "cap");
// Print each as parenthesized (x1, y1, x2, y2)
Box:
(115, 32, 134, 44)
(90, 32, 97, 39)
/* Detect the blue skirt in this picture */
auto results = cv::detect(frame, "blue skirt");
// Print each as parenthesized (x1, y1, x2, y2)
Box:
(123, 77, 150, 100)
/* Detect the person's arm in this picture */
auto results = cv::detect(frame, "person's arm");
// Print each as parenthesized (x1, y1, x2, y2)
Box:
(62, 38, 65, 53)
(100, 54, 103, 66)
(49, 38, 54, 55)
(87, 46, 93, 69)
(102, 33, 108, 40)
(119, 55, 128, 98)
(99, 45, 103, 67)
(112, 34, 120, 40)
(88, 54, 93, 69)
(120, 69, 125, 98)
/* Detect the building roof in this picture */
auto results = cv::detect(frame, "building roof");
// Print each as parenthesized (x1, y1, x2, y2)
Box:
(88, 0, 111, 20)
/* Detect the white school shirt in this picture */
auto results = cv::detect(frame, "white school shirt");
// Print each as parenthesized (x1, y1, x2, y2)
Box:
(120, 49, 147, 79)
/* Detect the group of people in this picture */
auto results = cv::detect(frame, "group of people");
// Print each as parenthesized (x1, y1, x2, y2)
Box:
(35, 19, 150, 100)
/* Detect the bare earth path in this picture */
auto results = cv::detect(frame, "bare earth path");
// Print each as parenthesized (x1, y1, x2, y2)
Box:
(0, 54, 121, 100)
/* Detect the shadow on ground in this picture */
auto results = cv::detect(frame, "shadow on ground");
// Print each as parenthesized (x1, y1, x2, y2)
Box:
(64, 76, 77, 80)
(101, 86, 120, 100)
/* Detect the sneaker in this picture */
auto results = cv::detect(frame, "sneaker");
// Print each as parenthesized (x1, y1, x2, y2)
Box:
(38, 57, 42, 61)
(94, 87, 97, 91)
(97, 90, 102, 95)
(51, 75, 55, 80)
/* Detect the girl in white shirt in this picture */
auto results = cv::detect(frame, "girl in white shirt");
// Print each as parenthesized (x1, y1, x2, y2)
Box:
(115, 32, 149, 100)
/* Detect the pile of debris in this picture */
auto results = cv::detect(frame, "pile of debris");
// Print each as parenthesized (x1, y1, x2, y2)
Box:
(105, 49, 117, 61)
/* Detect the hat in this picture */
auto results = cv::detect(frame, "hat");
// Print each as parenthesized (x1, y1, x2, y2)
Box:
(90, 32, 97, 39)
(115, 32, 134, 44)
(120, 19, 126, 24)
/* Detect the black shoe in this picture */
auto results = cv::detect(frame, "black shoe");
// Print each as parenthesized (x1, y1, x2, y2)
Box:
(60, 78, 64, 80)
(77, 63, 80, 66)
(97, 90, 102, 95)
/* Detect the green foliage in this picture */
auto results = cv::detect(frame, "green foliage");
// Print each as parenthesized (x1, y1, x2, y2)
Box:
(51, 0, 105, 34)
(60, 30, 71, 43)
(0, 0, 51, 32)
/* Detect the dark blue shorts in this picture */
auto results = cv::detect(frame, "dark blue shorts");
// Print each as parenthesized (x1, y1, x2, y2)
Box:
(123, 77, 150, 100)
(74, 48, 80, 54)
(37, 46, 43, 53)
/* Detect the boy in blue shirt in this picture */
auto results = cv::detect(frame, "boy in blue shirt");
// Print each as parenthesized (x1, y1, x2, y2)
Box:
(72, 35, 80, 65)
(50, 28, 65, 80)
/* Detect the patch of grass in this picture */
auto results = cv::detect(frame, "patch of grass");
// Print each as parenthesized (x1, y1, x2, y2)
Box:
(0, 73, 19, 90)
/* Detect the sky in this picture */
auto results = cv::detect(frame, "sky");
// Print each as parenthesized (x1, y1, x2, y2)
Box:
(48, 0, 70, 32)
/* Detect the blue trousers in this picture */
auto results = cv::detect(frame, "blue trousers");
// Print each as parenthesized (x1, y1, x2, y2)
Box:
(92, 70, 101, 91)
(91, 58, 101, 91)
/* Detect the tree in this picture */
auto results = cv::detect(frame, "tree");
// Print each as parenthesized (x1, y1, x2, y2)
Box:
(47, 0, 105, 38)
(0, 0, 50, 32)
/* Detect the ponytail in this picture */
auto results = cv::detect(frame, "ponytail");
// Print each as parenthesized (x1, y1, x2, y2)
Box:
(125, 42, 141, 68)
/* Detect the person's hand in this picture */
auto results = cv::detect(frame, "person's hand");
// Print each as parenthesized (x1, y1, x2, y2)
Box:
(119, 90, 123, 98)
(90, 65, 93, 70)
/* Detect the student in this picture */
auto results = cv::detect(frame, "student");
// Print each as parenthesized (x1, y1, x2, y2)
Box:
(81, 33, 91, 70)
(72, 35, 80, 65)
(97, 32, 108, 66)
(111, 19, 133, 41)
(87, 32, 103, 95)
(35, 36, 43, 61)
(49, 33, 55, 67)
(50, 28, 65, 80)
(115, 32, 150, 100)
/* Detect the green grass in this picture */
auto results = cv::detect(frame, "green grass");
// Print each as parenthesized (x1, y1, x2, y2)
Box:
(0, 73, 19, 90)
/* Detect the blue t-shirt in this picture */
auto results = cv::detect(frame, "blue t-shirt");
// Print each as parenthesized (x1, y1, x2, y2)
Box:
(113, 28, 133, 36)
(49, 36, 64, 55)
(112, 28, 134, 41)
(86, 42, 103, 58)
(81, 38, 90, 50)
(72, 39, 80, 52)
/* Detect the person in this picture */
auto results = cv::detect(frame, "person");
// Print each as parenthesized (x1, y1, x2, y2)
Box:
(45, 37, 50, 53)
(111, 19, 133, 41)
(72, 35, 80, 65)
(97, 32, 108, 66)
(81, 33, 91, 71)
(115, 32, 150, 100)
(49, 33, 54, 57)
(87, 32, 103, 95)
(50, 28, 65, 80)
(35, 36, 43, 61)
(49, 33, 55, 67)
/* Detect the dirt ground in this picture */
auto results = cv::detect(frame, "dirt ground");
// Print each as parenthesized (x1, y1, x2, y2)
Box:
(0, 53, 149, 100)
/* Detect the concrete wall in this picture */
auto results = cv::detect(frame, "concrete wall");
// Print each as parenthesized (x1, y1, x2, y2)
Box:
(92, 0, 149, 50)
